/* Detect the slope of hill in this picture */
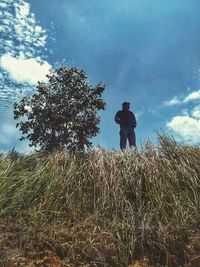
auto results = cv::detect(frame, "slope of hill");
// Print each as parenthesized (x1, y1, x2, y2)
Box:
(0, 134, 200, 266)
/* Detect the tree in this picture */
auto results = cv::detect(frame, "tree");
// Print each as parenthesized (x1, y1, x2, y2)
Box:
(13, 67, 106, 151)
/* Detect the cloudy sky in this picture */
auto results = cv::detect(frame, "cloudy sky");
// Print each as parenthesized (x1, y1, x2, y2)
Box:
(1, 0, 200, 152)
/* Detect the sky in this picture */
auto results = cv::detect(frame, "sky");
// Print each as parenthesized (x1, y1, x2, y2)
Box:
(1, 0, 200, 153)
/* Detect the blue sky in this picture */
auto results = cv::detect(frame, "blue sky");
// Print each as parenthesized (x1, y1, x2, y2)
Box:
(1, 0, 200, 152)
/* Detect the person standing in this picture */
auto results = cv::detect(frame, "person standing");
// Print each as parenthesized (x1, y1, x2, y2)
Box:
(114, 102, 137, 150)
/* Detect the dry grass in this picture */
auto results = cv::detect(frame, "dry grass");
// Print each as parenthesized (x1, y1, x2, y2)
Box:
(0, 133, 200, 266)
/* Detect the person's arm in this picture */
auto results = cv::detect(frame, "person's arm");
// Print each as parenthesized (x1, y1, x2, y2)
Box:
(131, 112, 137, 128)
(114, 111, 121, 124)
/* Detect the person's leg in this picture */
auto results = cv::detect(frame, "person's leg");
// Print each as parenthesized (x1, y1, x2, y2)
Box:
(120, 128, 128, 150)
(128, 128, 136, 148)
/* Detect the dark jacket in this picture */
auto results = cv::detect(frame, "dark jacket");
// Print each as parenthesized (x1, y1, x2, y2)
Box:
(115, 110, 137, 129)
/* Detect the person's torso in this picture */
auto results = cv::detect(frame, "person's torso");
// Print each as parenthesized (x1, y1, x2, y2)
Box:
(118, 110, 135, 128)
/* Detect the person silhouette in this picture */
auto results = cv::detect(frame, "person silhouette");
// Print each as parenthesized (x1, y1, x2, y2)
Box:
(114, 102, 137, 150)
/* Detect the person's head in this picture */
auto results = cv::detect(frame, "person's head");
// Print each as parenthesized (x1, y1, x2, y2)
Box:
(122, 101, 130, 110)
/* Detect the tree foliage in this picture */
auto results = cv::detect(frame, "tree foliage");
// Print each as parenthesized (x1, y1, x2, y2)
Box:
(13, 67, 106, 151)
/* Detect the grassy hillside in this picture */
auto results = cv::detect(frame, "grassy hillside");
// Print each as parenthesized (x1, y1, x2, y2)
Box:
(0, 134, 200, 266)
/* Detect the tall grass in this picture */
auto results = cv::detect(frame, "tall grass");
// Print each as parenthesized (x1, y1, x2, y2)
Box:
(0, 133, 200, 266)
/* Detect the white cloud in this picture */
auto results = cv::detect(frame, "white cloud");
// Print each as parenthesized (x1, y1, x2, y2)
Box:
(0, 0, 52, 109)
(0, 54, 51, 84)
(0, 0, 55, 152)
(181, 109, 189, 116)
(0, 3, 7, 9)
(191, 105, 200, 119)
(164, 96, 181, 106)
(164, 89, 200, 107)
(17, 1, 30, 18)
(183, 90, 200, 103)
(135, 110, 144, 120)
(165, 89, 200, 143)
(167, 107, 200, 143)
(0, 0, 47, 57)
(35, 25, 43, 33)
